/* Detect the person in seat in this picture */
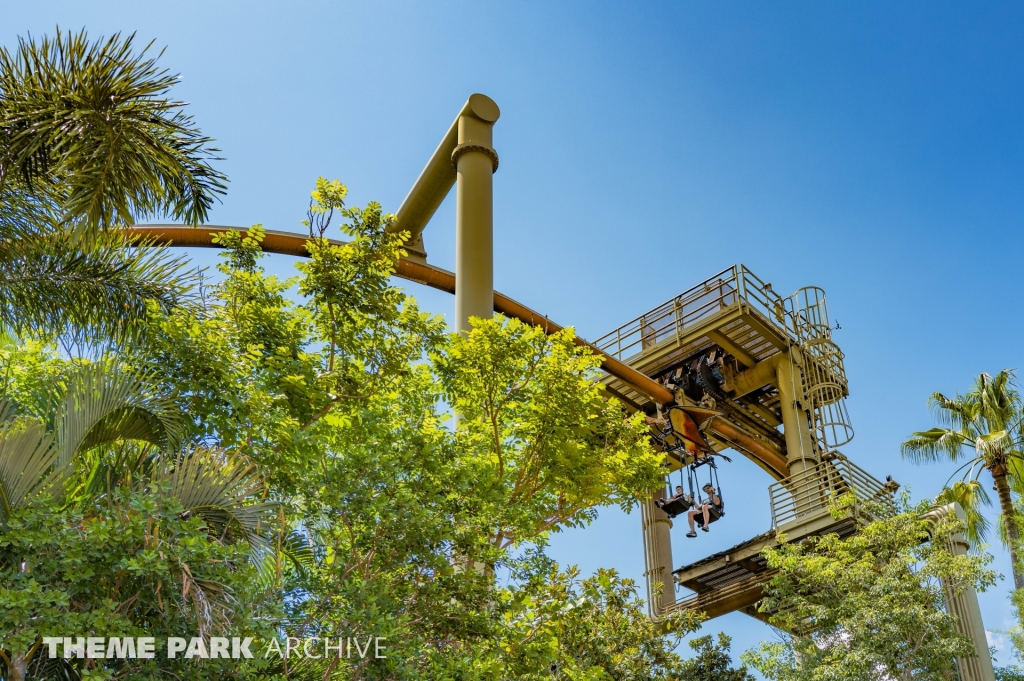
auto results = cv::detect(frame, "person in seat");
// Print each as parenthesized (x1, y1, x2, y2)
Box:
(686, 483, 722, 537)
(655, 485, 688, 510)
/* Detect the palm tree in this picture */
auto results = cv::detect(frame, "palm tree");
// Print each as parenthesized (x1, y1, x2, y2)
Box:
(0, 225, 193, 343)
(0, 29, 227, 229)
(902, 370, 1024, 589)
(0, 362, 273, 681)
(0, 28, 227, 341)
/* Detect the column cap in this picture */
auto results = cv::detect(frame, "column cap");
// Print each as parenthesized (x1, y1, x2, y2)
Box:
(465, 93, 500, 123)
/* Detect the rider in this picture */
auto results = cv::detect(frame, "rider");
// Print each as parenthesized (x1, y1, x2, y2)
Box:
(655, 485, 688, 510)
(686, 483, 722, 537)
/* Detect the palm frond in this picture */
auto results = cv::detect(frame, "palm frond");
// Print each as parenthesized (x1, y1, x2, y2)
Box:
(976, 429, 1013, 468)
(0, 184, 60, 242)
(154, 447, 276, 563)
(901, 428, 972, 463)
(0, 28, 227, 227)
(0, 228, 194, 343)
(1007, 456, 1024, 496)
(927, 392, 976, 432)
(995, 509, 1024, 554)
(977, 371, 1020, 431)
(0, 400, 17, 424)
(0, 361, 183, 522)
(73, 441, 161, 500)
(56, 362, 182, 466)
(935, 481, 991, 549)
(0, 419, 56, 526)
(249, 525, 317, 589)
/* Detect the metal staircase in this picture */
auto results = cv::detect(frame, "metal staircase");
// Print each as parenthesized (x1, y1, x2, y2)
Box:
(603, 264, 990, 681)
(594, 265, 855, 474)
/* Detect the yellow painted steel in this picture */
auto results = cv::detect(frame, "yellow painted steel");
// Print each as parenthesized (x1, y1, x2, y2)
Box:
(389, 93, 500, 264)
(775, 351, 817, 476)
(453, 103, 499, 334)
(647, 490, 676, 616)
(923, 504, 996, 681)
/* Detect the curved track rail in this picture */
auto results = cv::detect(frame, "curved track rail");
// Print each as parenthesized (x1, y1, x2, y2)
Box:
(128, 225, 787, 477)
(127, 225, 674, 405)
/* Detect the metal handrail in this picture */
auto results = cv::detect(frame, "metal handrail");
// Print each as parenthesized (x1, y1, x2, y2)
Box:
(768, 454, 893, 528)
(594, 265, 797, 363)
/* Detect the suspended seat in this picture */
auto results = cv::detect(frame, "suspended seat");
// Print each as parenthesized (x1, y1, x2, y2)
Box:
(690, 456, 725, 527)
(658, 495, 694, 519)
(694, 504, 724, 527)
(650, 404, 728, 526)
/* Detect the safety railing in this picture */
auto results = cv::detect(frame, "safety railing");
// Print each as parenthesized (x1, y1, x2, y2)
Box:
(594, 265, 797, 363)
(768, 453, 894, 529)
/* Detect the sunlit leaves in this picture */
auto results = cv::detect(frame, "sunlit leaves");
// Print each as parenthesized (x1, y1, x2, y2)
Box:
(902, 370, 1024, 583)
(499, 553, 704, 680)
(434, 316, 664, 549)
(0, 227, 194, 344)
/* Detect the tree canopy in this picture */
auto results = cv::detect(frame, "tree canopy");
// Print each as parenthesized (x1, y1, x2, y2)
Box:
(1, 26, 1015, 681)
(0, 175, 694, 679)
(743, 496, 997, 681)
(0, 28, 222, 343)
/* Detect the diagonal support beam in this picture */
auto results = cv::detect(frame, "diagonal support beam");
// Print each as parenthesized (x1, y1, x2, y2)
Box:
(707, 329, 758, 369)
(388, 94, 500, 264)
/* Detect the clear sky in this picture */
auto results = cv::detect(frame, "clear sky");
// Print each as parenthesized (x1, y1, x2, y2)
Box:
(6, 0, 1024, 669)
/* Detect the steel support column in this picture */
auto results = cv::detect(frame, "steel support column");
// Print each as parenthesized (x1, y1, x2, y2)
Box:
(453, 97, 500, 334)
(929, 504, 996, 681)
(643, 488, 676, 617)
(775, 349, 816, 476)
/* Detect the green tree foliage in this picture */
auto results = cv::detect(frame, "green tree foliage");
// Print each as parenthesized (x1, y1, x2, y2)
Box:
(2, 490, 274, 681)
(996, 664, 1024, 681)
(742, 496, 997, 681)
(435, 317, 663, 552)
(0, 228, 194, 344)
(499, 553, 703, 680)
(678, 634, 754, 681)
(901, 370, 1024, 588)
(0, 29, 226, 228)
(0, 29, 693, 679)
(110, 178, 680, 679)
(0, 346, 276, 680)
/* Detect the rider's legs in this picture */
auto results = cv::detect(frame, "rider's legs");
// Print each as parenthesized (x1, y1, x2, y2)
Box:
(687, 505, 711, 535)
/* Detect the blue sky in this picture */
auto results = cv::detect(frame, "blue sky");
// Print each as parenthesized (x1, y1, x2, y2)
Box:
(7, 0, 1024, 668)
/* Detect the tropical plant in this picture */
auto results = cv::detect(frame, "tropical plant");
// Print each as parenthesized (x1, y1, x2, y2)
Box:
(0, 358, 274, 681)
(433, 315, 664, 552)
(996, 666, 1024, 681)
(679, 634, 755, 681)
(0, 226, 194, 344)
(122, 179, 680, 679)
(901, 370, 1024, 589)
(0, 361, 180, 528)
(934, 479, 992, 548)
(0, 29, 226, 229)
(498, 552, 704, 680)
(0, 28, 225, 342)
